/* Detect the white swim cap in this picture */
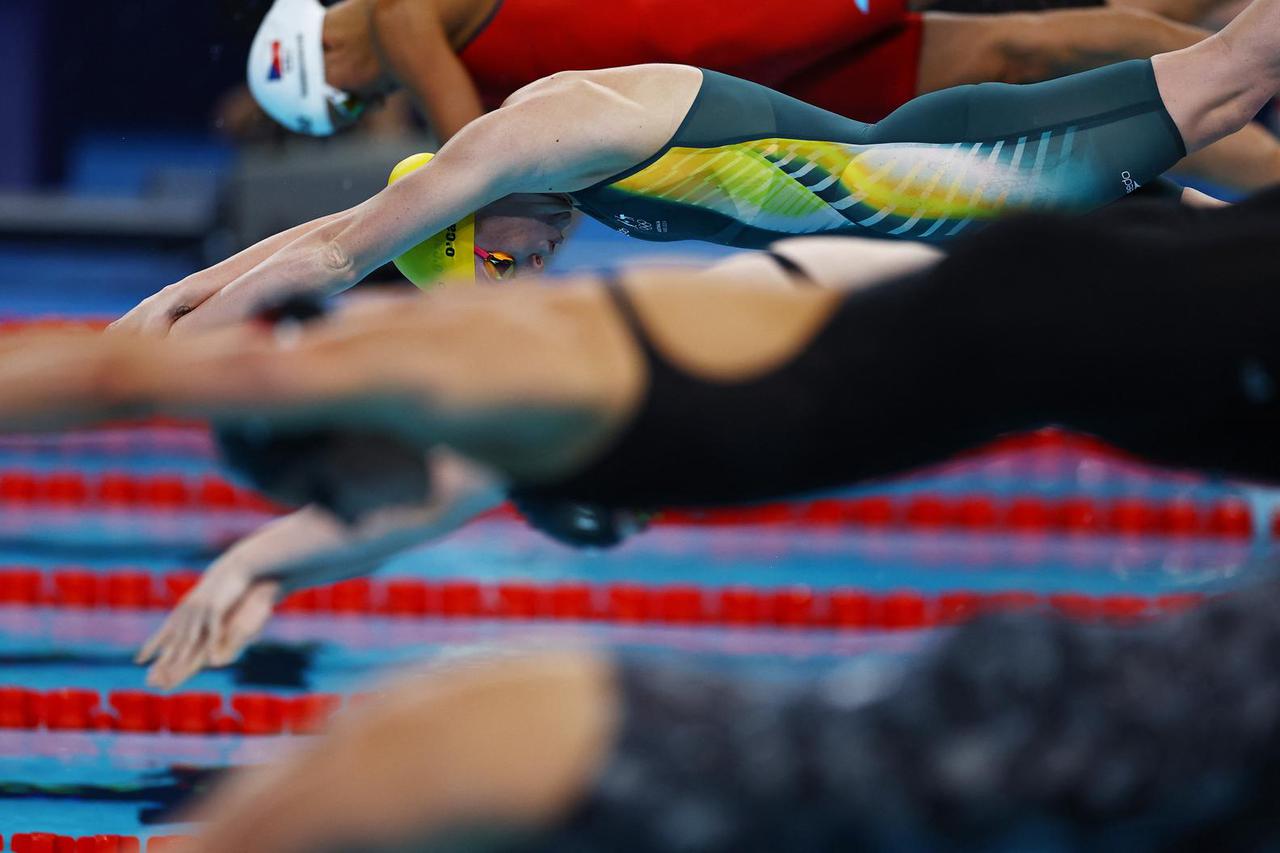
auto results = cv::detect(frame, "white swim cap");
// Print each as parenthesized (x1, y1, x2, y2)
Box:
(247, 0, 352, 136)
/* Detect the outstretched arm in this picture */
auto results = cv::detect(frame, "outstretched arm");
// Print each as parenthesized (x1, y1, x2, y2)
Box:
(189, 651, 618, 853)
(110, 212, 347, 337)
(0, 284, 648, 483)
(138, 450, 504, 689)
(165, 65, 700, 334)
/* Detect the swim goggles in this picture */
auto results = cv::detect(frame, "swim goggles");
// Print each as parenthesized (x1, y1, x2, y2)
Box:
(475, 247, 518, 281)
(327, 91, 370, 125)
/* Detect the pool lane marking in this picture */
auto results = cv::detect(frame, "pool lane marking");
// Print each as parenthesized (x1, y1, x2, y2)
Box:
(0, 568, 1209, 631)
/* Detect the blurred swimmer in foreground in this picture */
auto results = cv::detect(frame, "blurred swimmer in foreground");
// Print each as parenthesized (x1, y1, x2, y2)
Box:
(116, 0, 1280, 335)
(5, 186, 1280, 687)
(245, 0, 1278, 190)
(184, 571, 1280, 852)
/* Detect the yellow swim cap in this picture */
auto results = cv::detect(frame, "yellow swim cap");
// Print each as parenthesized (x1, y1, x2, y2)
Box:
(387, 153, 476, 289)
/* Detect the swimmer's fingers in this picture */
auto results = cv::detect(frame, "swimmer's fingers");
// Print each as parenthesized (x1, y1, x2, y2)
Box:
(135, 617, 177, 665)
(209, 581, 280, 668)
(136, 570, 243, 666)
(147, 583, 270, 688)
(151, 649, 217, 692)
(148, 635, 215, 690)
(136, 600, 205, 665)
(146, 590, 243, 688)
(145, 609, 216, 689)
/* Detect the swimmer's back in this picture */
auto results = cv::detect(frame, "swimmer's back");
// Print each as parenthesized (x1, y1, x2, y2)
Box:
(459, 0, 909, 109)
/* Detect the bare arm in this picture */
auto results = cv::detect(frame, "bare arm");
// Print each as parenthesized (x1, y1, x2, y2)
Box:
(262, 451, 504, 591)
(0, 273, 830, 479)
(169, 65, 701, 333)
(370, 0, 486, 141)
(0, 285, 645, 485)
(138, 451, 504, 689)
(111, 211, 346, 337)
(189, 651, 618, 853)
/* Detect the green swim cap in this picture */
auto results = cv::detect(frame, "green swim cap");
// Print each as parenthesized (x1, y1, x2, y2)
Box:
(387, 153, 476, 289)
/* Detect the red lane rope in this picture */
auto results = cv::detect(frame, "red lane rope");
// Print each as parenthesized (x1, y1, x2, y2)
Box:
(0, 593, 1209, 740)
(0, 567, 1208, 630)
(6, 835, 191, 853)
(0, 687, 340, 738)
(652, 494, 1256, 536)
(0, 471, 276, 513)
(0, 467, 1262, 537)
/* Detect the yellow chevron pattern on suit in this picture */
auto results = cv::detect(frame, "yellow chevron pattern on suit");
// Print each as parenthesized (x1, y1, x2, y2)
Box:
(569, 64, 1184, 248)
(611, 133, 1077, 241)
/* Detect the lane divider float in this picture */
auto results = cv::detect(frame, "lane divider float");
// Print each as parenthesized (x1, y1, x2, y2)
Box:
(0, 687, 340, 737)
(0, 588, 1207, 738)
(0, 468, 1262, 537)
(0, 567, 1208, 630)
(7, 833, 189, 852)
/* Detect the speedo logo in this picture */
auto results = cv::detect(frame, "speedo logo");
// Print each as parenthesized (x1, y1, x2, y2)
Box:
(443, 224, 457, 257)
(1120, 170, 1140, 193)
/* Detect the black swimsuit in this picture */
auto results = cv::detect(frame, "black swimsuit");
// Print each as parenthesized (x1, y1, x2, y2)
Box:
(515, 187, 1280, 512)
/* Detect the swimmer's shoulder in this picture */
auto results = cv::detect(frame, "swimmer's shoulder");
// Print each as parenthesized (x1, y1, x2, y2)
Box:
(496, 66, 704, 187)
(500, 65, 703, 113)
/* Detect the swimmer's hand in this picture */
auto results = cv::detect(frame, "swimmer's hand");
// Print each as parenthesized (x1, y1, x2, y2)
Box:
(108, 281, 203, 337)
(136, 558, 280, 689)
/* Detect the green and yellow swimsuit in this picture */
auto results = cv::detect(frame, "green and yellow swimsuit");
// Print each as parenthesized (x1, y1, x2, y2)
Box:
(571, 62, 1185, 247)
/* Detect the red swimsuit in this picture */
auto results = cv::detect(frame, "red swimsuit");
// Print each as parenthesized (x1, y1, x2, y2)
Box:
(458, 0, 924, 122)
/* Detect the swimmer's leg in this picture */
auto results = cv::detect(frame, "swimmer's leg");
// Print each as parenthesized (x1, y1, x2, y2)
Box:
(866, 0, 1280, 212)
(916, 9, 1280, 192)
(867, 59, 1188, 210)
(1149, 0, 1280, 152)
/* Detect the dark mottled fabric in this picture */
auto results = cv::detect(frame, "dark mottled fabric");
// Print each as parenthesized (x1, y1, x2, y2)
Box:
(536, 580, 1280, 851)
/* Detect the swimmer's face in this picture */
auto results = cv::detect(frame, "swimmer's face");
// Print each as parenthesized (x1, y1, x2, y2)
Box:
(474, 194, 575, 277)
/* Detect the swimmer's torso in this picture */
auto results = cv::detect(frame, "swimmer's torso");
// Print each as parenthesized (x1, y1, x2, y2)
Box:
(570, 69, 1115, 248)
